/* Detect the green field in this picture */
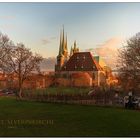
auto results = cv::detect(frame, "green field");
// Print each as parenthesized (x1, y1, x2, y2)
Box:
(0, 97, 140, 137)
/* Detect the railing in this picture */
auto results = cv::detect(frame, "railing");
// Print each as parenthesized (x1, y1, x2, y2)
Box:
(22, 93, 124, 107)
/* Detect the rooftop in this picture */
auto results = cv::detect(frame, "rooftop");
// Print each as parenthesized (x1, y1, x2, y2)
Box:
(61, 52, 103, 71)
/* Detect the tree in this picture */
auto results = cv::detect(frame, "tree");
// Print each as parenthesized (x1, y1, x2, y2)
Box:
(0, 33, 15, 72)
(0, 33, 43, 98)
(7, 43, 43, 98)
(118, 33, 140, 89)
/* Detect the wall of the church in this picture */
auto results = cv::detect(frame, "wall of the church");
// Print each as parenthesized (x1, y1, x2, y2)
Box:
(54, 71, 106, 87)
(55, 78, 71, 87)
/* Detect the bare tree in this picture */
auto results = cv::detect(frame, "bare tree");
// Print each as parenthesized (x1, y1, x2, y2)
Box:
(0, 33, 43, 98)
(6, 43, 43, 98)
(118, 33, 140, 89)
(0, 33, 15, 72)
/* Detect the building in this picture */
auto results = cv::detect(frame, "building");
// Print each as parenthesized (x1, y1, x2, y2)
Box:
(55, 28, 107, 86)
(0, 72, 55, 90)
(55, 26, 69, 71)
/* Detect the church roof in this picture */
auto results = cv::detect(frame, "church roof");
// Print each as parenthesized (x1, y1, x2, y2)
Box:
(61, 52, 103, 71)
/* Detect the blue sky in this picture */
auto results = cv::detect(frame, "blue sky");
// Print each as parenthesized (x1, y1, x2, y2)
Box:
(0, 3, 140, 57)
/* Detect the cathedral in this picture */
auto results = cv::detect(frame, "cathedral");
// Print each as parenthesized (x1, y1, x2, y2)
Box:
(55, 27, 107, 86)
(55, 27, 79, 71)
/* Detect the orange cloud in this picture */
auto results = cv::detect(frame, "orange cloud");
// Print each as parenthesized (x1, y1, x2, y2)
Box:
(97, 37, 123, 49)
(87, 37, 123, 69)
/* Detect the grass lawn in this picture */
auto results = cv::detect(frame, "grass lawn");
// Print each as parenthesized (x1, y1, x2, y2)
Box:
(0, 97, 140, 137)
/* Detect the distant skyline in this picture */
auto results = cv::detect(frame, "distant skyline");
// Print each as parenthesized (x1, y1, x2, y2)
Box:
(0, 3, 140, 58)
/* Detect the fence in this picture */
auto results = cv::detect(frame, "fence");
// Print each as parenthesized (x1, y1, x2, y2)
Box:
(21, 92, 124, 107)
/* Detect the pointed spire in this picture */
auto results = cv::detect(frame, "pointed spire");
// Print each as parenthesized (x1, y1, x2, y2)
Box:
(70, 46, 73, 57)
(65, 33, 68, 51)
(73, 40, 77, 53)
(62, 25, 65, 53)
(58, 30, 62, 56)
(74, 40, 76, 49)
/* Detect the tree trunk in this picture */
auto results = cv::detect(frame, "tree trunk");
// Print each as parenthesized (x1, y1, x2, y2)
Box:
(18, 77, 23, 100)
(18, 86, 22, 99)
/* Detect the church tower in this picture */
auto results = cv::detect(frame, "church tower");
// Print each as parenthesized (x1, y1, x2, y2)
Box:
(70, 46, 73, 57)
(62, 27, 68, 61)
(63, 34, 68, 60)
(69, 41, 79, 57)
(55, 26, 68, 71)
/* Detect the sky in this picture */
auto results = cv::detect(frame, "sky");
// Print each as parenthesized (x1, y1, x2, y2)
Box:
(0, 3, 140, 58)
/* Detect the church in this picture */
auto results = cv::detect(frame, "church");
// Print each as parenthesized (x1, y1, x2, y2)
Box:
(55, 27, 107, 87)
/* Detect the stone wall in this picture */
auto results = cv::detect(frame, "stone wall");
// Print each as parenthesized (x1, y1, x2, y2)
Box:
(51, 72, 93, 87)
(55, 78, 71, 87)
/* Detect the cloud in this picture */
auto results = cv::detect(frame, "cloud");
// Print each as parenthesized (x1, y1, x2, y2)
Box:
(86, 37, 123, 69)
(0, 15, 16, 29)
(50, 36, 57, 40)
(41, 36, 57, 45)
(0, 23, 15, 29)
(42, 38, 51, 45)
(40, 57, 56, 71)
(97, 37, 123, 48)
(0, 15, 15, 20)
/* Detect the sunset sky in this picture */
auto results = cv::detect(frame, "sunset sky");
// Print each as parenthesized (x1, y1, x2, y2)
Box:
(0, 3, 140, 58)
